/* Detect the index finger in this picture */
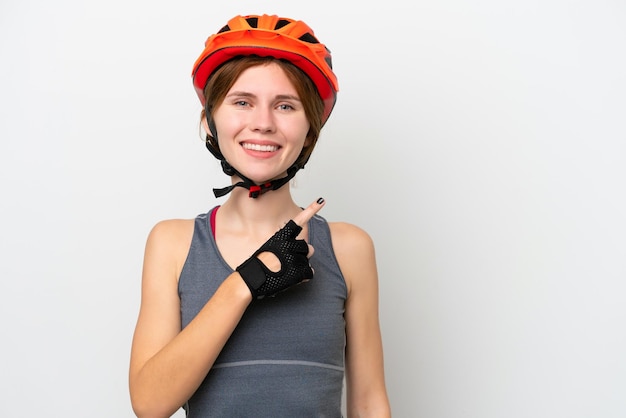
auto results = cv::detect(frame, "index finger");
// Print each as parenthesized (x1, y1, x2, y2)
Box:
(292, 197, 326, 227)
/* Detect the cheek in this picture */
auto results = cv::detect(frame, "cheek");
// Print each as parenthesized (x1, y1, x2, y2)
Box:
(293, 118, 311, 147)
(212, 112, 241, 143)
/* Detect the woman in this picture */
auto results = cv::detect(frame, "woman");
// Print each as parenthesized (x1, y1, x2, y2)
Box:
(129, 14, 391, 417)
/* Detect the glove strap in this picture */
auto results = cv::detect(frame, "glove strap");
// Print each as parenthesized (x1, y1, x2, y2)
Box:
(236, 255, 270, 299)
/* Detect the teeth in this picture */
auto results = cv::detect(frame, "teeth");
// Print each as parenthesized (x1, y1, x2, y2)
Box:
(242, 142, 278, 152)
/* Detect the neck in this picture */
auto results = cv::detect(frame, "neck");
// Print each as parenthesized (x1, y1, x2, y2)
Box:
(217, 184, 303, 233)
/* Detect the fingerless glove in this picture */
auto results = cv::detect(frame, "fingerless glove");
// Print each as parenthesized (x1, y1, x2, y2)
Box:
(236, 220, 313, 299)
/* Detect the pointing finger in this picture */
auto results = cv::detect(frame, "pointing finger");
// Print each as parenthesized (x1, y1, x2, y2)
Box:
(292, 197, 326, 228)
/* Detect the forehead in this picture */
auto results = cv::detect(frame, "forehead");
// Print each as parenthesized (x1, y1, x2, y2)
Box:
(229, 62, 299, 94)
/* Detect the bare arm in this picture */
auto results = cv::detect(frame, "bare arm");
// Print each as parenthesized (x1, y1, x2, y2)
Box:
(332, 222, 392, 418)
(129, 219, 253, 418)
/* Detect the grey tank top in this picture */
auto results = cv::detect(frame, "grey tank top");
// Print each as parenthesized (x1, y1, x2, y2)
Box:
(179, 207, 347, 417)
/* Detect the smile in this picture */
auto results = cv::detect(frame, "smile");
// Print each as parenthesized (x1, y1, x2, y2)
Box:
(241, 142, 279, 152)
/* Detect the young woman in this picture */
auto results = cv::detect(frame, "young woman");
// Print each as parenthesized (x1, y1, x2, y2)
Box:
(129, 14, 391, 417)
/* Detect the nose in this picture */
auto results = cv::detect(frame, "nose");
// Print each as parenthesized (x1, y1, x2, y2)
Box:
(249, 105, 276, 133)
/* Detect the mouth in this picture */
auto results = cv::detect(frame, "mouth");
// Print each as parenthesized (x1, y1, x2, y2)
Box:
(241, 142, 280, 152)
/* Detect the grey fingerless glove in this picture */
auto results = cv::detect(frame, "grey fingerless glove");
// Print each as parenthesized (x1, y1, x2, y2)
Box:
(236, 220, 313, 299)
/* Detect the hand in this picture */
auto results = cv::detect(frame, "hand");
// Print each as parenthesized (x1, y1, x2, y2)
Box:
(236, 198, 326, 299)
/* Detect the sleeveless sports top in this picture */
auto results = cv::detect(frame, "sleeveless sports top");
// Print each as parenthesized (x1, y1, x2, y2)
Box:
(179, 207, 348, 417)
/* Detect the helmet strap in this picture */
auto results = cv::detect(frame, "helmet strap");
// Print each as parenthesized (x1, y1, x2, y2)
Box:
(212, 164, 300, 198)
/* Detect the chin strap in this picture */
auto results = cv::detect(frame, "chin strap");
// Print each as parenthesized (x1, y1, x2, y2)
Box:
(212, 164, 301, 198)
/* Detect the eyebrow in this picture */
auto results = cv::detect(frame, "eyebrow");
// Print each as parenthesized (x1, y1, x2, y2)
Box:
(226, 91, 302, 102)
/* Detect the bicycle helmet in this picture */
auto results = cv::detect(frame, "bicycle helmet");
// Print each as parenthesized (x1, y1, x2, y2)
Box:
(192, 14, 338, 123)
(191, 14, 339, 198)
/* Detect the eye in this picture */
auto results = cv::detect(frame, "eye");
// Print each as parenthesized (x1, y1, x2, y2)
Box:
(277, 103, 295, 111)
(234, 100, 249, 107)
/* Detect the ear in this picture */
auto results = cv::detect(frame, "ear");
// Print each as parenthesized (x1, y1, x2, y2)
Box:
(201, 116, 210, 136)
(304, 130, 315, 147)
(202, 112, 220, 139)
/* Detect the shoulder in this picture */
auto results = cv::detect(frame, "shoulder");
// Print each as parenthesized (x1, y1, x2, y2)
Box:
(327, 221, 377, 296)
(146, 218, 195, 247)
(144, 218, 196, 277)
(327, 221, 375, 254)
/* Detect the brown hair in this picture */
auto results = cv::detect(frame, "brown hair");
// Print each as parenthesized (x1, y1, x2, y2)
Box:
(200, 56, 325, 168)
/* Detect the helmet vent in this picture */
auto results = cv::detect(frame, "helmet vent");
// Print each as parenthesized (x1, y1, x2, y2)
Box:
(275, 19, 291, 30)
(245, 17, 259, 28)
(299, 33, 319, 44)
(324, 55, 333, 69)
(217, 17, 320, 45)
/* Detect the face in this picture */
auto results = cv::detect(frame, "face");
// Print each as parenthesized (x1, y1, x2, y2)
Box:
(208, 62, 311, 184)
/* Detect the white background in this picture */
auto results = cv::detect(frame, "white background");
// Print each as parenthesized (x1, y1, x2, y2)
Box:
(1, 0, 625, 417)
